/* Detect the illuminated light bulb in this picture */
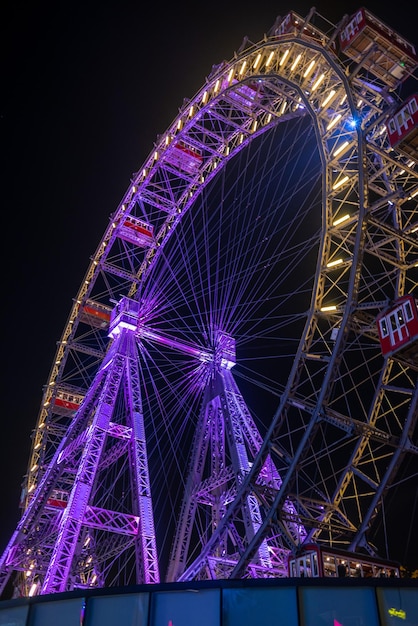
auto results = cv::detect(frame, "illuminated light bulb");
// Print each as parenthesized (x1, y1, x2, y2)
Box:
(303, 59, 315, 78)
(321, 89, 336, 108)
(333, 141, 349, 157)
(327, 259, 343, 267)
(29, 583, 38, 597)
(279, 49, 290, 66)
(311, 73, 325, 91)
(239, 60, 247, 75)
(253, 53, 262, 69)
(321, 305, 337, 311)
(290, 53, 301, 71)
(327, 113, 342, 130)
(265, 51, 274, 67)
(333, 214, 350, 226)
(332, 175, 349, 190)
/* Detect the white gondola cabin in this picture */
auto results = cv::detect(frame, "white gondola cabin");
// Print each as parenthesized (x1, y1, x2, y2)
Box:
(288, 543, 400, 578)
(339, 8, 418, 88)
(386, 93, 418, 160)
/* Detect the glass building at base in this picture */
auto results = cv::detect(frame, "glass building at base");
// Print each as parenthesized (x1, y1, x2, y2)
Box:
(1, 577, 417, 626)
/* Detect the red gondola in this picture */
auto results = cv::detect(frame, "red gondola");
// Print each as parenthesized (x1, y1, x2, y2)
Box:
(339, 8, 418, 88)
(80, 300, 112, 328)
(275, 11, 334, 50)
(53, 389, 85, 414)
(165, 140, 203, 174)
(376, 294, 418, 357)
(118, 215, 154, 247)
(386, 94, 418, 159)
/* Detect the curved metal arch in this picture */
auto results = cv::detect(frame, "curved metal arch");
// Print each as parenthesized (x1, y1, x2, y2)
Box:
(26, 32, 363, 500)
(20, 11, 418, 586)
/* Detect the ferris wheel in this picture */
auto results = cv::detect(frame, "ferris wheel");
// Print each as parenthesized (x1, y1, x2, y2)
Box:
(1, 7, 418, 596)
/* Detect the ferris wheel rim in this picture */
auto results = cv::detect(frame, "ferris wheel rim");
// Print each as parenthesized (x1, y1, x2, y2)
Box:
(18, 9, 418, 589)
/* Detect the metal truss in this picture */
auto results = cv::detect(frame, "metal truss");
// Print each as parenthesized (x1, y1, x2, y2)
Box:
(1, 7, 417, 595)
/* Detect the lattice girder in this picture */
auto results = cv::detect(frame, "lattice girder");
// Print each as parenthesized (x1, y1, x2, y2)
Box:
(4, 8, 416, 594)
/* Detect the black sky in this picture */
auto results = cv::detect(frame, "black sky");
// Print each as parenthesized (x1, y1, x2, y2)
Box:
(1, 0, 417, 571)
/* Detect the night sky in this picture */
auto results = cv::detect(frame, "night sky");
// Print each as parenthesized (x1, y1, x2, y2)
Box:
(1, 0, 417, 572)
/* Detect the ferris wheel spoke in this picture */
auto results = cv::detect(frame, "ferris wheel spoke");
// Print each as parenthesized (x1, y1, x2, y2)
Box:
(2, 7, 417, 596)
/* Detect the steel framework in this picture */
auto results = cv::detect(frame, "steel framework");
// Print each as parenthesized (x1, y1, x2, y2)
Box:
(1, 7, 417, 596)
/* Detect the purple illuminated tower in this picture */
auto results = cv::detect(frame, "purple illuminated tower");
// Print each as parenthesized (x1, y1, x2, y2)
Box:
(1, 7, 418, 597)
(0, 299, 160, 595)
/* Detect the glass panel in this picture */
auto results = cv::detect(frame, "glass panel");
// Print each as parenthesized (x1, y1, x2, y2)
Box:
(0, 602, 29, 626)
(150, 589, 220, 626)
(84, 593, 149, 626)
(28, 597, 86, 626)
(323, 555, 337, 577)
(379, 318, 388, 337)
(312, 553, 319, 577)
(223, 586, 298, 626)
(300, 586, 379, 626)
(377, 586, 418, 626)
(404, 300, 413, 322)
